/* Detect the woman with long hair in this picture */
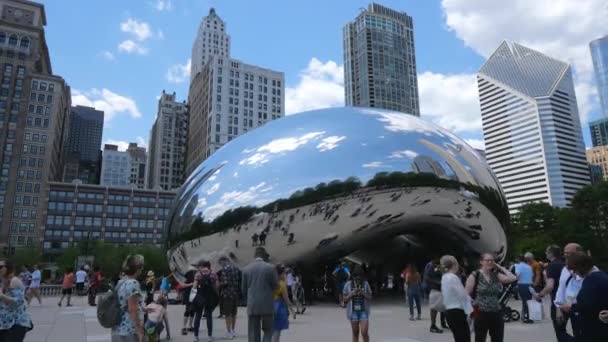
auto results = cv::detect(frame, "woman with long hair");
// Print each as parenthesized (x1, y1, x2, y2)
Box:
(111, 254, 145, 342)
(405, 264, 422, 321)
(0, 259, 33, 341)
(440, 255, 472, 342)
(465, 253, 516, 342)
(343, 265, 372, 342)
(272, 265, 296, 342)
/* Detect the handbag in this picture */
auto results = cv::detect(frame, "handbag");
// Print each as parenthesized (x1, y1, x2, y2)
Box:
(527, 300, 544, 321)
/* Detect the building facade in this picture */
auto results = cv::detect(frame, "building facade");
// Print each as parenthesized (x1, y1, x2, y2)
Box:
(63, 105, 103, 184)
(589, 117, 608, 147)
(186, 9, 284, 177)
(343, 3, 419, 115)
(42, 181, 175, 253)
(0, 0, 72, 250)
(191, 8, 230, 81)
(590, 36, 608, 118)
(587, 145, 608, 183)
(101, 143, 147, 189)
(478, 41, 590, 213)
(147, 91, 188, 191)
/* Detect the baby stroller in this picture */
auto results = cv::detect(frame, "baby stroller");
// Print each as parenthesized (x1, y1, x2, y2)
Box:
(499, 282, 520, 322)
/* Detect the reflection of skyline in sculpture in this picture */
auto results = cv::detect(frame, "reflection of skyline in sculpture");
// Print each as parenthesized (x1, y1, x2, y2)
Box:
(166, 107, 508, 282)
(411, 155, 447, 179)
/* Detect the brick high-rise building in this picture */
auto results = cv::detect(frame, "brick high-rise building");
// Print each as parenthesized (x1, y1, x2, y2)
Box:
(0, 0, 71, 251)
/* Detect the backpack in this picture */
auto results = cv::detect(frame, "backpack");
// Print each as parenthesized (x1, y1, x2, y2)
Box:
(193, 272, 218, 310)
(336, 267, 349, 282)
(97, 280, 127, 328)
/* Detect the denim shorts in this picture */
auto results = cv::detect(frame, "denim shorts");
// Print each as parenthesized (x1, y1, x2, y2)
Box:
(349, 310, 369, 321)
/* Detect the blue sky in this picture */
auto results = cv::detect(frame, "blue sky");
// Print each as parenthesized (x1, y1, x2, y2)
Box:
(38, 0, 606, 150)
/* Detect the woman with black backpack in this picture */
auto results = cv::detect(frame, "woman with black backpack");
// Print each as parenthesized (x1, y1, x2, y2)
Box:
(465, 253, 516, 342)
(191, 260, 219, 342)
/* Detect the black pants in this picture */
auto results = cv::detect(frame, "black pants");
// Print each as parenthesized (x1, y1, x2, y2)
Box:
(475, 311, 504, 342)
(0, 325, 29, 342)
(550, 305, 575, 342)
(517, 285, 532, 320)
(445, 309, 470, 342)
(88, 286, 98, 306)
(193, 306, 213, 338)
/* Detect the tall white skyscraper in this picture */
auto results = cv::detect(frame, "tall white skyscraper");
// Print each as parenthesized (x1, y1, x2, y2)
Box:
(186, 8, 284, 177)
(191, 8, 231, 81)
(101, 143, 147, 189)
(147, 91, 189, 191)
(477, 41, 590, 213)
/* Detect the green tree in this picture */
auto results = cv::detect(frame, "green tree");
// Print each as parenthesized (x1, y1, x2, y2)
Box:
(12, 247, 43, 270)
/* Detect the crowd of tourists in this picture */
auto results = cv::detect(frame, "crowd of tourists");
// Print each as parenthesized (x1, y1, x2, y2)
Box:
(1, 241, 608, 342)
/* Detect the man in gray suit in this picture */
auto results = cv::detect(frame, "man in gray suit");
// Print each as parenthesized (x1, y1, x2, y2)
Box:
(241, 247, 278, 342)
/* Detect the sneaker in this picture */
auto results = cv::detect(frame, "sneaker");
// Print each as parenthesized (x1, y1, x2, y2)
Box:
(409, 316, 415, 321)
(193, 338, 199, 342)
(301, 307, 306, 314)
(430, 325, 443, 334)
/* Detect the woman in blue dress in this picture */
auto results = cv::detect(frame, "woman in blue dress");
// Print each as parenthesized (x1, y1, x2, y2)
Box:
(0, 259, 33, 341)
(272, 265, 296, 342)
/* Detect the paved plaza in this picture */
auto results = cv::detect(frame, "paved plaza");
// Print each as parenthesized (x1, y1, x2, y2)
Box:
(24, 296, 559, 342)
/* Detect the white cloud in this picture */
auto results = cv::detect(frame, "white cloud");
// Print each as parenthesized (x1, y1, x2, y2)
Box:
(285, 58, 344, 114)
(203, 182, 271, 220)
(72, 88, 142, 122)
(167, 58, 191, 83)
(104, 140, 129, 152)
(118, 40, 148, 55)
(136, 136, 147, 147)
(441, 0, 606, 124)
(120, 18, 152, 41)
(317, 136, 346, 152)
(390, 150, 418, 159)
(418, 72, 481, 133)
(155, 0, 173, 11)
(464, 138, 485, 150)
(101, 50, 115, 61)
(362, 161, 390, 168)
(206, 183, 220, 196)
(240, 132, 325, 166)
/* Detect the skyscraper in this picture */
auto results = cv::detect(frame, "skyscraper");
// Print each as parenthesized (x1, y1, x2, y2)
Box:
(63, 105, 104, 184)
(191, 8, 230, 81)
(0, 0, 71, 250)
(343, 3, 419, 115)
(186, 8, 285, 177)
(100, 143, 147, 189)
(478, 41, 590, 213)
(147, 91, 188, 190)
(589, 117, 608, 147)
(590, 36, 608, 118)
(586, 145, 608, 183)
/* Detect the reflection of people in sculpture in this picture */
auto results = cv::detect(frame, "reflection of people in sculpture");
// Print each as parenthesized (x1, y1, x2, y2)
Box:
(252, 233, 259, 247)
(287, 233, 295, 245)
(259, 231, 267, 246)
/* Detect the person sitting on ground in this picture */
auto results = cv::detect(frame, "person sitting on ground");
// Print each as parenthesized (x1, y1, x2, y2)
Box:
(144, 296, 171, 342)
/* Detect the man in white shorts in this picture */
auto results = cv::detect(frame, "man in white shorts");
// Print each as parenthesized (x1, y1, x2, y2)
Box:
(28, 264, 42, 305)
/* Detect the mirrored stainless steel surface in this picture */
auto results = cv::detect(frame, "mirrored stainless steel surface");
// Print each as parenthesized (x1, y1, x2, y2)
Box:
(167, 107, 508, 281)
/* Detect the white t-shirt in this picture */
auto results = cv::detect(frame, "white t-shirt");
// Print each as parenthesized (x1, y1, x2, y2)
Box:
(76, 270, 87, 283)
(30, 270, 41, 288)
(286, 272, 295, 287)
(554, 266, 599, 306)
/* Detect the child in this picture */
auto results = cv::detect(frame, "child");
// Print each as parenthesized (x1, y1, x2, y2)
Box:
(144, 296, 171, 342)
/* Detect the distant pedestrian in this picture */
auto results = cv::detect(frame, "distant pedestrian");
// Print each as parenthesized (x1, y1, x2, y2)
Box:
(160, 274, 172, 298)
(58, 267, 74, 307)
(18, 266, 31, 294)
(343, 266, 372, 342)
(425, 258, 448, 333)
(218, 256, 241, 339)
(88, 266, 103, 306)
(191, 260, 219, 341)
(76, 266, 88, 296)
(271, 265, 296, 342)
(333, 262, 350, 307)
(27, 265, 42, 305)
(405, 264, 422, 321)
(0, 259, 33, 341)
(252, 233, 259, 247)
(242, 247, 279, 342)
(514, 255, 534, 323)
(111, 254, 145, 342)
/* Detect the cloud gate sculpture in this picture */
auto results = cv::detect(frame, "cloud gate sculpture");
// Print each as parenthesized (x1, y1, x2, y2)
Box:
(167, 107, 508, 281)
